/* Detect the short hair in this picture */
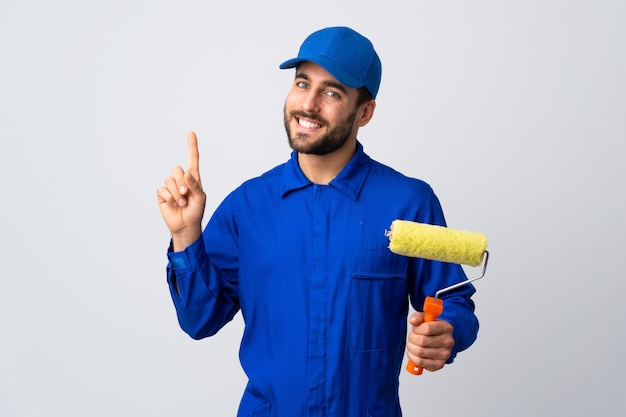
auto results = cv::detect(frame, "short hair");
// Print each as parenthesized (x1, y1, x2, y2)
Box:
(356, 87, 374, 108)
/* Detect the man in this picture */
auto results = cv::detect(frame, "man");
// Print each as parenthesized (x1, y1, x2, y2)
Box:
(157, 26, 478, 417)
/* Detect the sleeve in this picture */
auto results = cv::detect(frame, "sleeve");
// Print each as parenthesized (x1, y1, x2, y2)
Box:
(408, 191, 480, 363)
(165, 194, 241, 340)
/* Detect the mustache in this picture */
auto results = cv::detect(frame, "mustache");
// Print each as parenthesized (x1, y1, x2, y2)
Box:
(288, 110, 328, 126)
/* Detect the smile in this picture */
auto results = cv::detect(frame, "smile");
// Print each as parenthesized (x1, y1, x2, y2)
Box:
(297, 117, 322, 129)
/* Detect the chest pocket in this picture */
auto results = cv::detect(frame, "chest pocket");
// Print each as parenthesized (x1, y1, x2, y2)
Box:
(349, 249, 409, 352)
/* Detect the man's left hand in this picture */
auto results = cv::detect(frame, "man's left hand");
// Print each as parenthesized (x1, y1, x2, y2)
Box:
(406, 312, 455, 372)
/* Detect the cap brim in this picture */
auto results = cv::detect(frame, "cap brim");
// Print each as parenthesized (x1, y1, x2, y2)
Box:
(279, 56, 363, 90)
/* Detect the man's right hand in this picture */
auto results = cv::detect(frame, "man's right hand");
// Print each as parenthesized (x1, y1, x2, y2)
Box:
(157, 131, 207, 251)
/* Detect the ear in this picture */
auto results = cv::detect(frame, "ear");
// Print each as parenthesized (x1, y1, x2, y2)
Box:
(357, 100, 376, 127)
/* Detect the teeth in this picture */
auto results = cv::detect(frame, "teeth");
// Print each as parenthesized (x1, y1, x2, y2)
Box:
(298, 118, 321, 129)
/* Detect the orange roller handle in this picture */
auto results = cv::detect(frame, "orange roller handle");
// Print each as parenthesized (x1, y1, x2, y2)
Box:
(406, 296, 444, 375)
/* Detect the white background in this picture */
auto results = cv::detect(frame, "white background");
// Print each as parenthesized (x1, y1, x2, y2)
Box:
(1, 1, 625, 416)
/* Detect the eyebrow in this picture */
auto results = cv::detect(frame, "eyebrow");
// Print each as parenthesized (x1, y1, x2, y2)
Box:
(295, 71, 349, 95)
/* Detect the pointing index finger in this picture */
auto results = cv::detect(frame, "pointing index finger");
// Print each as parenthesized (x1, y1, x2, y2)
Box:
(187, 131, 200, 181)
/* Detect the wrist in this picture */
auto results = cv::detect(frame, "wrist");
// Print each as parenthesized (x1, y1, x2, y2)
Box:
(171, 226, 202, 252)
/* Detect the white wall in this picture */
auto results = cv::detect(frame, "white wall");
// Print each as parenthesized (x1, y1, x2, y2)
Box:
(1, 1, 624, 416)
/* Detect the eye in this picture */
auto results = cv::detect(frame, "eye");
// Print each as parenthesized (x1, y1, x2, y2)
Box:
(296, 81, 308, 89)
(325, 90, 340, 99)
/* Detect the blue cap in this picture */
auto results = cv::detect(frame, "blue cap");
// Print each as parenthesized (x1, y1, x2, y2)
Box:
(279, 26, 382, 99)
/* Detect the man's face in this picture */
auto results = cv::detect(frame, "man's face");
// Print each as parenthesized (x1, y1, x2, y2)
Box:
(283, 62, 362, 155)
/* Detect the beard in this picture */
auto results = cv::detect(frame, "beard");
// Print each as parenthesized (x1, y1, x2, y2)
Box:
(283, 106, 357, 155)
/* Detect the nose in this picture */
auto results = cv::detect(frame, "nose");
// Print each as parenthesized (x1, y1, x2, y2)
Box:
(300, 90, 321, 113)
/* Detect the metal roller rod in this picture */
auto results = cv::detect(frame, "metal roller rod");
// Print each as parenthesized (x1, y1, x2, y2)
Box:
(435, 251, 490, 299)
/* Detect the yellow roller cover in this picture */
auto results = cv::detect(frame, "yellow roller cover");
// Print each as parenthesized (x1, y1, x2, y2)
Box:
(387, 220, 487, 267)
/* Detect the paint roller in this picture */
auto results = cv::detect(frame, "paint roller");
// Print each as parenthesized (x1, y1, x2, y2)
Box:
(385, 219, 489, 375)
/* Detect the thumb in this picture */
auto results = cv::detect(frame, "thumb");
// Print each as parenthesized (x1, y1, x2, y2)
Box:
(409, 311, 425, 326)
